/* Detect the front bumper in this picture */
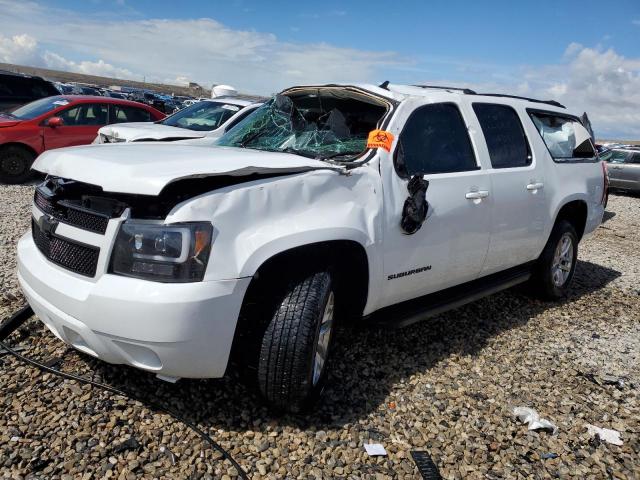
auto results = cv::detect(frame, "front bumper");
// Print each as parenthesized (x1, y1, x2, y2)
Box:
(17, 232, 251, 378)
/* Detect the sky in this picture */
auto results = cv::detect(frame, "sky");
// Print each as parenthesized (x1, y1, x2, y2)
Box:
(0, 0, 639, 138)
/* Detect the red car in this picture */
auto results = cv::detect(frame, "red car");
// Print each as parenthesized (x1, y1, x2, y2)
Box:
(0, 95, 164, 183)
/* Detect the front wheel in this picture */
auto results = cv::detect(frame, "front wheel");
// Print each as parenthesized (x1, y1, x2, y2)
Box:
(257, 271, 335, 413)
(0, 145, 35, 184)
(532, 220, 578, 300)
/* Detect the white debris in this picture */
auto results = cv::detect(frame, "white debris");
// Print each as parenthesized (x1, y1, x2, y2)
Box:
(585, 424, 623, 446)
(364, 443, 387, 456)
(513, 407, 558, 434)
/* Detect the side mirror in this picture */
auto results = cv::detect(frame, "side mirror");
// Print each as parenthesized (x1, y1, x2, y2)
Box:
(47, 116, 64, 128)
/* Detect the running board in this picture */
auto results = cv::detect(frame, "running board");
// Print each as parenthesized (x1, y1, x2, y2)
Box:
(368, 263, 533, 329)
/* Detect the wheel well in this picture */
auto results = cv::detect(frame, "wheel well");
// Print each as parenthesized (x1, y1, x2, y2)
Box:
(555, 200, 587, 239)
(228, 240, 369, 372)
(0, 142, 38, 158)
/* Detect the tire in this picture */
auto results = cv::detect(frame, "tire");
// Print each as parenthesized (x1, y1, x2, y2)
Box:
(257, 271, 335, 412)
(532, 220, 578, 300)
(0, 145, 35, 184)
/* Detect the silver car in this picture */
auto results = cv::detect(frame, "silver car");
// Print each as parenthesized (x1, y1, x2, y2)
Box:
(607, 148, 640, 192)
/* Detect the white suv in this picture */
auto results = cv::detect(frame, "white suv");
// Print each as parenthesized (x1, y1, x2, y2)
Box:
(95, 97, 262, 144)
(19, 83, 606, 412)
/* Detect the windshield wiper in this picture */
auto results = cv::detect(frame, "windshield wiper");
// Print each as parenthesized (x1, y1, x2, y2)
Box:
(321, 151, 363, 160)
(280, 147, 317, 159)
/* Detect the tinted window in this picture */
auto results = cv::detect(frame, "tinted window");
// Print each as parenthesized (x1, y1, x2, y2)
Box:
(473, 103, 531, 168)
(628, 152, 640, 164)
(111, 105, 152, 123)
(396, 103, 477, 176)
(58, 104, 108, 126)
(529, 111, 596, 160)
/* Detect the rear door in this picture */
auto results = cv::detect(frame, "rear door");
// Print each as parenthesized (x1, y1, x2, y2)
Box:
(43, 103, 109, 150)
(379, 99, 492, 307)
(472, 103, 547, 276)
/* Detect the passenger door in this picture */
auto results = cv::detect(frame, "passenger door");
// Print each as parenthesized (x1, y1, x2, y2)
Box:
(472, 103, 547, 276)
(379, 100, 492, 308)
(43, 103, 109, 150)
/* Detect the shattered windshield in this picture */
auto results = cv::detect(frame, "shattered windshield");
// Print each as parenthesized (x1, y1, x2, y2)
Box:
(160, 101, 240, 131)
(215, 90, 388, 160)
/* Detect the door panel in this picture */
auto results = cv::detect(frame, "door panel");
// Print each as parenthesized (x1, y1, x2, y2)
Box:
(378, 99, 491, 309)
(43, 103, 108, 150)
(476, 104, 547, 275)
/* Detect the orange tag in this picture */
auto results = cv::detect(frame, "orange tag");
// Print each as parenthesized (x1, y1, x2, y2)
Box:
(367, 129, 394, 152)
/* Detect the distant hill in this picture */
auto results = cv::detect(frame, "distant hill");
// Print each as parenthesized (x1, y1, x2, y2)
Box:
(0, 62, 263, 101)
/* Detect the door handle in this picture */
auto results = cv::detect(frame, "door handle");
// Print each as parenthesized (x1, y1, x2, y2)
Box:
(526, 182, 544, 191)
(465, 190, 489, 200)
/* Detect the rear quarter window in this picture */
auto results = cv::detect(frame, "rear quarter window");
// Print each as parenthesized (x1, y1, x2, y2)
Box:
(528, 110, 596, 161)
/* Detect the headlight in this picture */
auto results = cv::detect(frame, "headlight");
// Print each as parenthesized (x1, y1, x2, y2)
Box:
(110, 221, 213, 282)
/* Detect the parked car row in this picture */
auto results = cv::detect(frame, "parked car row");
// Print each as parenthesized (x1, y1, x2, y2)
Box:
(0, 95, 165, 183)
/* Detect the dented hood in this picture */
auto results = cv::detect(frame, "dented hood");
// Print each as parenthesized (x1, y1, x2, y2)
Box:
(32, 143, 342, 195)
(98, 122, 207, 141)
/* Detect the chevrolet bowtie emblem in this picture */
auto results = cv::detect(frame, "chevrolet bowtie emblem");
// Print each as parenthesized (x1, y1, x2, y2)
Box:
(39, 215, 58, 236)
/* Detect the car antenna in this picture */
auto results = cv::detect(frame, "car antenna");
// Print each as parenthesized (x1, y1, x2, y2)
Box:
(379, 80, 390, 90)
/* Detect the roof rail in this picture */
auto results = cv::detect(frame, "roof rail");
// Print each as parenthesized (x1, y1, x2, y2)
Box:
(413, 84, 477, 94)
(473, 93, 566, 109)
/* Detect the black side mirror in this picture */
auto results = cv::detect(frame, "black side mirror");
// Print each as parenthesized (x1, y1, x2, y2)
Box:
(401, 174, 429, 234)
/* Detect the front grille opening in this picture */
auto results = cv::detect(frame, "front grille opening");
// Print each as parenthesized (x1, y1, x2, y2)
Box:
(34, 189, 114, 234)
(32, 218, 100, 277)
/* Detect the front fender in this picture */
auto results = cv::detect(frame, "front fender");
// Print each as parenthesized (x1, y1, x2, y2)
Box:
(166, 167, 384, 283)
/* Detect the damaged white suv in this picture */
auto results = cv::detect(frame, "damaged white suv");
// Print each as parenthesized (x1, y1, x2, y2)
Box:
(18, 83, 606, 412)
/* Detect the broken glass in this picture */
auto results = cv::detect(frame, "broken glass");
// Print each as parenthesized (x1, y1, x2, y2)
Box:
(215, 92, 385, 161)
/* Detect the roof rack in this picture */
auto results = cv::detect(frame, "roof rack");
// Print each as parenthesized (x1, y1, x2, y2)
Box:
(413, 84, 477, 94)
(409, 84, 566, 109)
(473, 93, 565, 109)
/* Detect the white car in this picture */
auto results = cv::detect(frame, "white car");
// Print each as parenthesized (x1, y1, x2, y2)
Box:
(94, 97, 262, 143)
(19, 83, 605, 412)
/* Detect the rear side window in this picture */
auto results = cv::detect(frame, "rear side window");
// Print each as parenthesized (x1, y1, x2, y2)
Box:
(529, 111, 596, 161)
(473, 103, 531, 168)
(111, 105, 152, 123)
(396, 103, 477, 177)
(628, 152, 640, 164)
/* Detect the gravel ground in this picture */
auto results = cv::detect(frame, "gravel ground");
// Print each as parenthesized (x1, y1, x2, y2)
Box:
(1, 185, 639, 479)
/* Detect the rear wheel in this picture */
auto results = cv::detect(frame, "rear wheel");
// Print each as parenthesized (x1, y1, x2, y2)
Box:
(257, 271, 335, 412)
(0, 145, 35, 184)
(532, 220, 578, 300)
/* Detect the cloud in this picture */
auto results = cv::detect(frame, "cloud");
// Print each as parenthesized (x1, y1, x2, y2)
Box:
(42, 52, 136, 79)
(417, 44, 640, 139)
(0, 1, 405, 94)
(0, 34, 40, 65)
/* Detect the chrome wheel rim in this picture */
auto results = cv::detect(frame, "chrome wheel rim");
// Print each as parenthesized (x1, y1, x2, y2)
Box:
(312, 291, 334, 386)
(551, 233, 574, 287)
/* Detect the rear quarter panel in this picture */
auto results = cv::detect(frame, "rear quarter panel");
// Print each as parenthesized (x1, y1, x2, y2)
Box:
(545, 158, 605, 239)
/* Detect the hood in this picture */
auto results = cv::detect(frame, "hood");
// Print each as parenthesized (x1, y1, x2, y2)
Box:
(32, 143, 343, 195)
(99, 122, 207, 141)
(0, 117, 21, 128)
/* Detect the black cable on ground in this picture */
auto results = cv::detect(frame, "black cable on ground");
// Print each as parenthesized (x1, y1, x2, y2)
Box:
(0, 308, 250, 480)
